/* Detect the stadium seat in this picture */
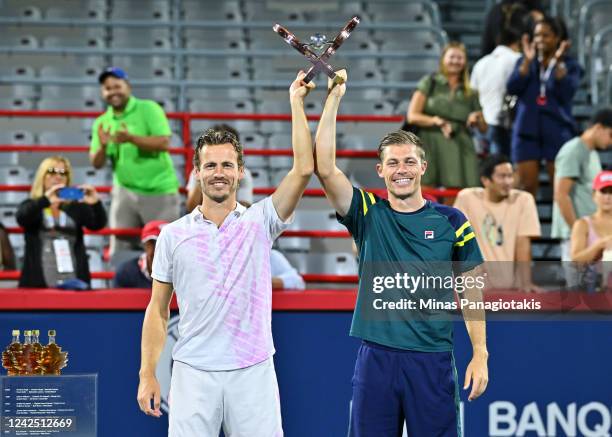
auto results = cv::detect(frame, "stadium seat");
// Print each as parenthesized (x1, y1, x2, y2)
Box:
(340, 101, 394, 115)
(191, 120, 258, 137)
(243, 155, 268, 169)
(0, 166, 30, 206)
(38, 131, 91, 146)
(0, 207, 18, 228)
(43, 36, 106, 49)
(285, 252, 358, 275)
(188, 99, 254, 114)
(37, 98, 102, 111)
(250, 168, 270, 188)
(243, 8, 303, 23)
(187, 87, 252, 100)
(339, 133, 380, 151)
(0, 65, 36, 79)
(0, 98, 35, 110)
(110, 1, 170, 21)
(39, 65, 99, 81)
(71, 167, 111, 185)
(0, 131, 35, 145)
(5, 35, 39, 48)
(0, 5, 42, 20)
(111, 29, 173, 50)
(87, 249, 107, 289)
(40, 85, 100, 99)
(241, 132, 266, 150)
(181, 0, 242, 21)
(46, 5, 106, 20)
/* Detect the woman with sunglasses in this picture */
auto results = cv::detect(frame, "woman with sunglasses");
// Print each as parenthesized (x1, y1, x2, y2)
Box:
(16, 156, 107, 289)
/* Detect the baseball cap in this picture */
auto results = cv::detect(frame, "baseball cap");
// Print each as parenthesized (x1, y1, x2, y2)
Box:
(98, 67, 129, 84)
(592, 171, 612, 191)
(141, 220, 168, 243)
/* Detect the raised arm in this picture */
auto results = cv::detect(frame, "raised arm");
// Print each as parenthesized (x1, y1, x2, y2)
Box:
(271, 71, 315, 221)
(313, 70, 353, 217)
(137, 279, 174, 418)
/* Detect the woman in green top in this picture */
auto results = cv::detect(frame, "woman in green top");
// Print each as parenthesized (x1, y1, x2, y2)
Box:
(407, 42, 487, 191)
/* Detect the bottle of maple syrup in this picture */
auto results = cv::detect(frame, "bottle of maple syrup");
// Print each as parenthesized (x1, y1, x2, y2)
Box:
(39, 330, 68, 375)
(18, 330, 34, 375)
(31, 330, 44, 375)
(2, 330, 24, 376)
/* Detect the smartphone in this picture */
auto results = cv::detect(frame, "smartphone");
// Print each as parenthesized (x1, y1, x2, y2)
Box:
(58, 187, 84, 201)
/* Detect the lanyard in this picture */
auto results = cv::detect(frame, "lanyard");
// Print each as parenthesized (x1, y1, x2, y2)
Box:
(537, 57, 557, 104)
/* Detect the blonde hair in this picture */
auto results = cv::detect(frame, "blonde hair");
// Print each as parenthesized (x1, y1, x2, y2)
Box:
(439, 41, 473, 97)
(30, 156, 72, 199)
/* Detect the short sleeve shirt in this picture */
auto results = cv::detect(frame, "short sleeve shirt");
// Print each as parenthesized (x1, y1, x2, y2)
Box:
(454, 188, 541, 262)
(551, 137, 601, 239)
(90, 96, 178, 195)
(338, 187, 484, 352)
(152, 197, 291, 371)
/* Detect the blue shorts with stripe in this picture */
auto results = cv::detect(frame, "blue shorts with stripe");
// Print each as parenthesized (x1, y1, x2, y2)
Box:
(348, 341, 461, 437)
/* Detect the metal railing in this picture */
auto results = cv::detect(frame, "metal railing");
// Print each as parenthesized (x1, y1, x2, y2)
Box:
(589, 24, 612, 105)
(606, 64, 612, 104)
(578, 0, 612, 66)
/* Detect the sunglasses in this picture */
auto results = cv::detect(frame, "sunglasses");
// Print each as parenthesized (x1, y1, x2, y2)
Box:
(47, 167, 68, 176)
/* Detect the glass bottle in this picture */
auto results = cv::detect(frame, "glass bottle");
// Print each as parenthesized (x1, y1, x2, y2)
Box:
(2, 330, 24, 376)
(39, 330, 68, 375)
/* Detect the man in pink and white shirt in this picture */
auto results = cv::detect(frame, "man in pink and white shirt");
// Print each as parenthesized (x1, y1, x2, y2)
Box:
(137, 72, 316, 436)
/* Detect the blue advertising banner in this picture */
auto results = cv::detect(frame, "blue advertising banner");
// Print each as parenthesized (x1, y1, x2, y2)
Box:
(0, 311, 610, 436)
(0, 374, 96, 437)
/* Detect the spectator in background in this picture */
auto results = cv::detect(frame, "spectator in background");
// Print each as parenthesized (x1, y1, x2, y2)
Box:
(507, 16, 583, 197)
(481, 0, 544, 57)
(89, 67, 180, 258)
(186, 124, 254, 210)
(271, 249, 305, 290)
(114, 220, 167, 289)
(16, 156, 106, 289)
(553, 108, 612, 286)
(454, 154, 541, 291)
(0, 222, 16, 270)
(407, 42, 487, 192)
(570, 171, 612, 292)
(471, 5, 526, 156)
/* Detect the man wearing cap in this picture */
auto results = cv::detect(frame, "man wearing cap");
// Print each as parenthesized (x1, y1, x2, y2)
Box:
(113, 220, 167, 289)
(552, 108, 612, 287)
(90, 67, 180, 257)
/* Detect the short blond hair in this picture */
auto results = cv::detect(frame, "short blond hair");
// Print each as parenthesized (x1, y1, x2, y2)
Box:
(378, 130, 426, 162)
(30, 156, 72, 199)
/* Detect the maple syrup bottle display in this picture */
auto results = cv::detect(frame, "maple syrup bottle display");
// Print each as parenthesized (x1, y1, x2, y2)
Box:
(40, 330, 68, 375)
(2, 330, 24, 376)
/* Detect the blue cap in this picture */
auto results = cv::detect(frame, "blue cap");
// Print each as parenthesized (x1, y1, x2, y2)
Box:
(98, 67, 129, 84)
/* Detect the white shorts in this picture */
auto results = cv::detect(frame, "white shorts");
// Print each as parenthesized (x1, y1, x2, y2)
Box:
(168, 358, 283, 437)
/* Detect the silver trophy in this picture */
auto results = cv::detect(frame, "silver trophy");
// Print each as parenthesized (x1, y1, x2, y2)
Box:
(273, 16, 360, 88)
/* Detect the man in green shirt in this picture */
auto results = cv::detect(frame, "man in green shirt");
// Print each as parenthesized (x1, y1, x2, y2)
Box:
(316, 70, 488, 436)
(90, 67, 180, 257)
(552, 108, 612, 287)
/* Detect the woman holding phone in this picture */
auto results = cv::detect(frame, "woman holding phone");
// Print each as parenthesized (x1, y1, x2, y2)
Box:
(16, 156, 107, 288)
